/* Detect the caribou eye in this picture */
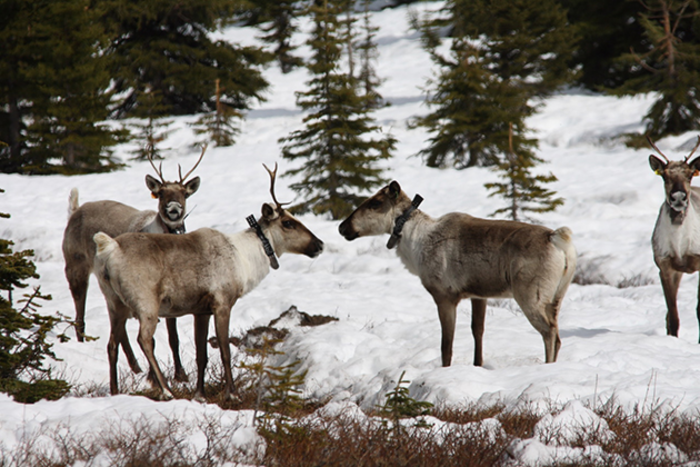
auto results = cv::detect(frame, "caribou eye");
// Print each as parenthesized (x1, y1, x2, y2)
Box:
(367, 199, 382, 210)
(282, 220, 295, 229)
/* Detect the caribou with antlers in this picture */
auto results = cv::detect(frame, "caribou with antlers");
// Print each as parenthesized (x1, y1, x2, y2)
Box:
(92, 164, 324, 400)
(648, 135, 700, 340)
(62, 146, 206, 382)
(339, 181, 577, 367)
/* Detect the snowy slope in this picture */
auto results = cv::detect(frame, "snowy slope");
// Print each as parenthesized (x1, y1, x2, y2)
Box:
(2, 2, 700, 463)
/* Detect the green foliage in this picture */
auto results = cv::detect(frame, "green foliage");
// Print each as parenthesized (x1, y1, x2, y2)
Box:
(610, 0, 700, 141)
(192, 79, 242, 147)
(280, 0, 394, 220)
(104, 0, 271, 120)
(0, 0, 126, 174)
(357, 0, 386, 111)
(562, 0, 646, 90)
(256, 0, 304, 74)
(239, 336, 308, 425)
(0, 200, 71, 402)
(485, 125, 563, 221)
(129, 89, 173, 161)
(378, 371, 434, 429)
(412, 0, 577, 168)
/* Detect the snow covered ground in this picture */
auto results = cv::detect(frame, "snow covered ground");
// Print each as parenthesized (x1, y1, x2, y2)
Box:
(2, 3, 700, 464)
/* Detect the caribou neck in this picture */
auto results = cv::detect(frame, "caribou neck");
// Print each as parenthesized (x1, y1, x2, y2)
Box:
(226, 229, 276, 296)
(393, 209, 435, 276)
(653, 192, 700, 260)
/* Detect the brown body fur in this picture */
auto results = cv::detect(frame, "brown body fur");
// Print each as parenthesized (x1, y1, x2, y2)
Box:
(339, 181, 576, 367)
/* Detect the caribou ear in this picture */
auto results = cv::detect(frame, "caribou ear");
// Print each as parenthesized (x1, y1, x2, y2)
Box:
(146, 174, 162, 197)
(689, 156, 700, 176)
(388, 181, 401, 199)
(184, 176, 200, 198)
(261, 203, 277, 220)
(649, 155, 666, 175)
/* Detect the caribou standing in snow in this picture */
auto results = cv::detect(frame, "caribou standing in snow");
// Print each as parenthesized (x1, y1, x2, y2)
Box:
(62, 146, 206, 382)
(648, 136, 700, 341)
(92, 164, 324, 400)
(339, 181, 577, 366)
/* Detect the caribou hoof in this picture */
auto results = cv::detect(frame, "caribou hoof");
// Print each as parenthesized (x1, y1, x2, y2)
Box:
(173, 368, 189, 383)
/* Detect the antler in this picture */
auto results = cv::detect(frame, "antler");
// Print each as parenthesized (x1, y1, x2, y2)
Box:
(647, 135, 670, 163)
(178, 143, 208, 183)
(147, 152, 166, 183)
(684, 136, 700, 162)
(263, 162, 289, 209)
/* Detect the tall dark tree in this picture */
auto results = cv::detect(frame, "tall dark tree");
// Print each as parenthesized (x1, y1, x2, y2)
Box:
(256, 0, 304, 74)
(612, 0, 700, 143)
(357, 0, 385, 110)
(485, 124, 563, 221)
(412, 0, 576, 168)
(102, 0, 271, 119)
(562, 0, 646, 90)
(0, 0, 126, 174)
(280, 0, 395, 220)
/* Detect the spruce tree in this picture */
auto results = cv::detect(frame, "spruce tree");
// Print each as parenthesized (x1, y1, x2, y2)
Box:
(357, 0, 385, 110)
(485, 124, 563, 221)
(0, 191, 71, 403)
(611, 0, 700, 143)
(1, 0, 126, 174)
(129, 88, 173, 161)
(192, 79, 242, 147)
(256, 0, 304, 74)
(412, 0, 577, 168)
(279, 0, 395, 220)
(103, 0, 271, 120)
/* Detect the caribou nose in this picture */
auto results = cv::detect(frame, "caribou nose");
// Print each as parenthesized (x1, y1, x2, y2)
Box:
(338, 219, 358, 241)
(165, 201, 184, 221)
(669, 190, 688, 210)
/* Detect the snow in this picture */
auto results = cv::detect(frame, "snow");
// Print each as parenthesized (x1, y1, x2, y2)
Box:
(2, 2, 700, 463)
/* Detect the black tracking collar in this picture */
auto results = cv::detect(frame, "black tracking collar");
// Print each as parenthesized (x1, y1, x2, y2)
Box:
(387, 194, 423, 249)
(246, 215, 280, 270)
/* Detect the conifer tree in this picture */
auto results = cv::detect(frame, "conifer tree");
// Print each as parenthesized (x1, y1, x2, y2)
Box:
(485, 124, 563, 221)
(357, 0, 386, 110)
(103, 0, 271, 120)
(192, 79, 242, 147)
(412, 0, 576, 168)
(130, 89, 173, 161)
(611, 0, 700, 143)
(0, 191, 71, 403)
(280, 0, 395, 220)
(1, 0, 126, 174)
(256, 0, 304, 74)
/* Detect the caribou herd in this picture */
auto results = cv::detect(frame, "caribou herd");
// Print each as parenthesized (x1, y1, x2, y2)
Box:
(59, 136, 700, 400)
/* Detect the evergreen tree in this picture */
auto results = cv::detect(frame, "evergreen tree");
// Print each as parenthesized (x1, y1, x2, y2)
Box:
(0, 191, 71, 403)
(0, 0, 126, 174)
(562, 0, 646, 90)
(357, 0, 386, 110)
(611, 0, 700, 143)
(485, 124, 563, 221)
(103, 0, 271, 120)
(129, 88, 173, 161)
(192, 79, 242, 147)
(256, 0, 304, 74)
(411, 0, 577, 168)
(280, 0, 395, 220)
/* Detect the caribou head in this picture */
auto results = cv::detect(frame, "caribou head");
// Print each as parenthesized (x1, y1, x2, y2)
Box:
(339, 181, 411, 241)
(649, 136, 700, 224)
(146, 145, 206, 234)
(258, 163, 324, 259)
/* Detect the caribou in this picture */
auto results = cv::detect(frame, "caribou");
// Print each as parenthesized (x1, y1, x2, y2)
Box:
(648, 135, 700, 340)
(92, 164, 324, 400)
(339, 181, 577, 367)
(62, 146, 206, 382)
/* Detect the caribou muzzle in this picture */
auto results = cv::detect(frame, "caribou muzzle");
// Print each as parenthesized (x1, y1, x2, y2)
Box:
(668, 189, 689, 212)
(306, 238, 325, 257)
(338, 217, 359, 241)
(165, 201, 184, 221)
